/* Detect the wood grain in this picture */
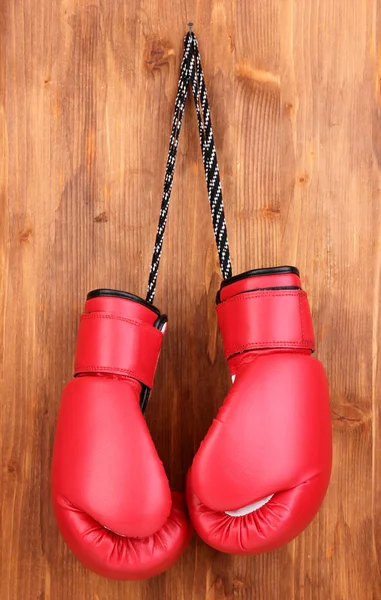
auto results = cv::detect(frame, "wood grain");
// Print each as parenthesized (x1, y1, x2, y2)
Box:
(1, 1, 380, 599)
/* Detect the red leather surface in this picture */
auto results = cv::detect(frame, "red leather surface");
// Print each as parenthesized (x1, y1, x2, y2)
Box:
(54, 490, 190, 580)
(217, 290, 315, 358)
(187, 270, 332, 554)
(52, 293, 192, 579)
(74, 312, 163, 388)
(85, 296, 158, 323)
(219, 272, 301, 302)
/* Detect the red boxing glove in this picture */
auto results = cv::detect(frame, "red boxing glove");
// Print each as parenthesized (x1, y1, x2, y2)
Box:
(187, 267, 332, 553)
(51, 290, 192, 580)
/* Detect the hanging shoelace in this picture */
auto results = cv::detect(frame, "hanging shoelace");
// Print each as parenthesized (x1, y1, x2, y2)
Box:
(146, 29, 232, 304)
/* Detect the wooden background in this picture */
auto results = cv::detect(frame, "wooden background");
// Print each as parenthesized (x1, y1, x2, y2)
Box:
(1, 0, 380, 598)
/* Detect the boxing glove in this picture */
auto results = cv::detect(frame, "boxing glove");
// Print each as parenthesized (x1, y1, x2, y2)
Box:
(51, 289, 192, 580)
(187, 266, 332, 553)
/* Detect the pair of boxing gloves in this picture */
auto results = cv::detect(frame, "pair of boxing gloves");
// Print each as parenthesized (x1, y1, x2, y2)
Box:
(51, 266, 332, 580)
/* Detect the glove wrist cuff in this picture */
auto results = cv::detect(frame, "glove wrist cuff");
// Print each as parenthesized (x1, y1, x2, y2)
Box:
(217, 266, 302, 303)
(216, 268, 315, 358)
(74, 290, 166, 389)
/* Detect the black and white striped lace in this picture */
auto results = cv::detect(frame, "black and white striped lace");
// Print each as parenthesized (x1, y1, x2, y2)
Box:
(146, 30, 232, 304)
(189, 34, 232, 283)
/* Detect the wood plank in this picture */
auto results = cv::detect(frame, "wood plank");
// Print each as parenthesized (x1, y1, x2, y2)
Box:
(0, 1, 380, 599)
(372, 2, 381, 599)
(280, 2, 380, 599)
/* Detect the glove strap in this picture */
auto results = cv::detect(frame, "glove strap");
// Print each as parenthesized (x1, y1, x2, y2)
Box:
(217, 289, 315, 359)
(74, 312, 164, 389)
(146, 29, 232, 304)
